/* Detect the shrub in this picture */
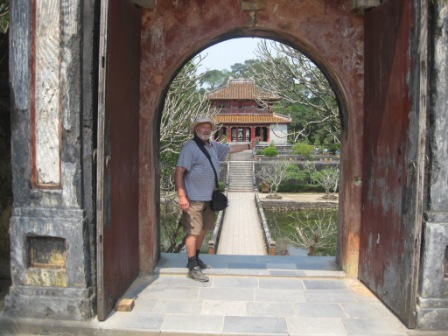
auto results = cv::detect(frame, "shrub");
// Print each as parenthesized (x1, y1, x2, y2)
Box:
(328, 143, 340, 155)
(285, 164, 306, 182)
(263, 146, 278, 157)
(292, 142, 314, 157)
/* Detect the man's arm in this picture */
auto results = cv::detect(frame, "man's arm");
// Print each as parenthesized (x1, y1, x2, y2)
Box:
(175, 166, 189, 212)
(228, 137, 259, 154)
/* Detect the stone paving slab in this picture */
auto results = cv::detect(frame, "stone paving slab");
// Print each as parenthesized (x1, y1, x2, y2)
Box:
(1, 254, 447, 335)
(217, 192, 266, 255)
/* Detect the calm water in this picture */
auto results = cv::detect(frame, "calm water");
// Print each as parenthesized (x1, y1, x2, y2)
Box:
(264, 209, 338, 256)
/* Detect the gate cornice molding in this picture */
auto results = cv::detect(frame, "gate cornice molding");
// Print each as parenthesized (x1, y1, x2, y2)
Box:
(132, 0, 267, 11)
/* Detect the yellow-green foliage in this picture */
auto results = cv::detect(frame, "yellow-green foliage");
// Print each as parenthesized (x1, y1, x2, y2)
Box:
(263, 146, 278, 157)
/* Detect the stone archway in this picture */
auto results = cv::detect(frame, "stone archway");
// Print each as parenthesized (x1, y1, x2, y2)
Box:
(137, 1, 364, 277)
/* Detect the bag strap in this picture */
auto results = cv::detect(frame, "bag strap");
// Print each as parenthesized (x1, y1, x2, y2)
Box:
(192, 136, 220, 190)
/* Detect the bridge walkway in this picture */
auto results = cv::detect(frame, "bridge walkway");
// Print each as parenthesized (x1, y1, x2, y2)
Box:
(216, 149, 267, 255)
(216, 192, 266, 255)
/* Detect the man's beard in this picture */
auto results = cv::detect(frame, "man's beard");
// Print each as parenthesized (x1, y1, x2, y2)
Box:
(196, 132, 210, 141)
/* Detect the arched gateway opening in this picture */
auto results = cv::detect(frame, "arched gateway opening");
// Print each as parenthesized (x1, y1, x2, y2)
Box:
(136, 4, 363, 279)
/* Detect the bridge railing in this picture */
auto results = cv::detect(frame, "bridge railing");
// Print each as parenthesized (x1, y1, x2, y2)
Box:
(255, 191, 276, 256)
(207, 198, 226, 254)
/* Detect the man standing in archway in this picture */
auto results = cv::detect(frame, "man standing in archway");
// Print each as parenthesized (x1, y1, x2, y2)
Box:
(176, 116, 257, 282)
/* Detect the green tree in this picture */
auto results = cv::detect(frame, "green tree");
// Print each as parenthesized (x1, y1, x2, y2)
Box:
(230, 59, 259, 78)
(286, 210, 337, 256)
(160, 56, 220, 252)
(304, 162, 339, 199)
(161, 58, 219, 158)
(256, 160, 289, 197)
(292, 142, 314, 157)
(248, 40, 341, 145)
(199, 69, 230, 90)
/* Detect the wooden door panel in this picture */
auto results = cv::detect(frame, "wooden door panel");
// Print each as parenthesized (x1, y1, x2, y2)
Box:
(97, 0, 141, 321)
(360, 0, 426, 328)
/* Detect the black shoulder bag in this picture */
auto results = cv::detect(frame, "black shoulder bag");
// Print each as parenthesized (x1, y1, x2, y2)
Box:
(192, 137, 228, 211)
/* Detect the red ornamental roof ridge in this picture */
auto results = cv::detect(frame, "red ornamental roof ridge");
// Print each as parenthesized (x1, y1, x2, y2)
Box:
(213, 113, 291, 124)
(207, 79, 279, 100)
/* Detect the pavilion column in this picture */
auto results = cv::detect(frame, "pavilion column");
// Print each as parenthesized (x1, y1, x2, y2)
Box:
(227, 127, 231, 142)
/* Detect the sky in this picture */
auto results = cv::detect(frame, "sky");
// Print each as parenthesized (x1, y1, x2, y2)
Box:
(197, 37, 266, 72)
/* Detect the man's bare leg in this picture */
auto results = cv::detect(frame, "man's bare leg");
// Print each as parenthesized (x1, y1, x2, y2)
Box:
(185, 234, 197, 260)
(195, 230, 207, 250)
(185, 233, 209, 282)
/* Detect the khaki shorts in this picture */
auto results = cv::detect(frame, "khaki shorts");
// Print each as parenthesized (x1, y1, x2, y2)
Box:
(182, 201, 215, 236)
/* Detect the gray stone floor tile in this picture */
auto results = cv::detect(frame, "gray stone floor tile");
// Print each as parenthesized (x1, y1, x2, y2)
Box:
(303, 279, 349, 290)
(3, 254, 438, 336)
(269, 270, 308, 276)
(294, 303, 347, 318)
(225, 268, 270, 276)
(286, 317, 347, 335)
(256, 288, 306, 302)
(212, 276, 258, 288)
(121, 274, 158, 297)
(148, 274, 213, 288)
(138, 286, 199, 300)
(201, 299, 247, 316)
(259, 278, 305, 290)
(341, 302, 399, 321)
(247, 301, 295, 317)
(305, 290, 358, 303)
(223, 316, 288, 334)
(199, 287, 255, 301)
(104, 312, 165, 331)
(130, 298, 158, 314)
(228, 262, 266, 269)
(342, 318, 407, 335)
(161, 314, 224, 334)
(151, 299, 203, 314)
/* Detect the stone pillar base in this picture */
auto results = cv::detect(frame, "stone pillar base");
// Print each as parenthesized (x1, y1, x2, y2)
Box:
(416, 218, 448, 330)
(416, 298, 448, 330)
(4, 286, 95, 321)
(5, 206, 96, 321)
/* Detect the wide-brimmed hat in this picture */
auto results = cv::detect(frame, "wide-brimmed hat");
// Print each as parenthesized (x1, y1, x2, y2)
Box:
(189, 116, 217, 134)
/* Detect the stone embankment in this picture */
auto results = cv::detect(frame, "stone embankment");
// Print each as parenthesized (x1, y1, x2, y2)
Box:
(259, 192, 338, 211)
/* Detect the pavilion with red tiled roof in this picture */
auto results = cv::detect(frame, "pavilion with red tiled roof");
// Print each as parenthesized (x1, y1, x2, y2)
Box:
(207, 79, 291, 145)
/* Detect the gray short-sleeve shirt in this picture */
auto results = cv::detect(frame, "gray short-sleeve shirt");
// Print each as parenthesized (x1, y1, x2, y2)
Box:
(176, 139, 230, 201)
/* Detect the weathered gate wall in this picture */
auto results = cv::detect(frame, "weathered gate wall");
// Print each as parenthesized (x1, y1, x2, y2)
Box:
(138, 0, 365, 277)
(5, 0, 98, 320)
